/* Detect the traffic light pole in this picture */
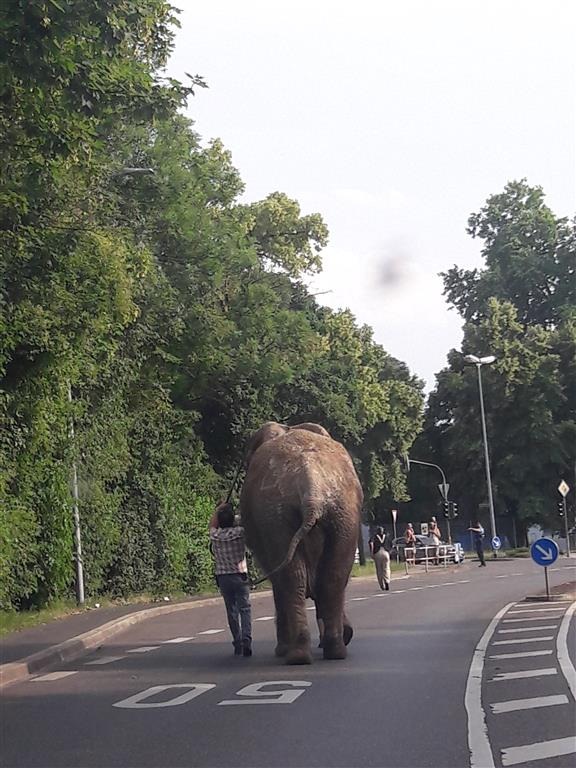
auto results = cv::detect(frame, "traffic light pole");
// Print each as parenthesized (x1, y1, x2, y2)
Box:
(562, 497, 570, 557)
(406, 458, 452, 544)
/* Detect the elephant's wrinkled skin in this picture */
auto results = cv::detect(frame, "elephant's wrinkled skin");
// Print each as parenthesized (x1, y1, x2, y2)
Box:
(240, 422, 363, 665)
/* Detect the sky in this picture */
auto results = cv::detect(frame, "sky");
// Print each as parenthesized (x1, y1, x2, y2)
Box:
(166, 0, 575, 390)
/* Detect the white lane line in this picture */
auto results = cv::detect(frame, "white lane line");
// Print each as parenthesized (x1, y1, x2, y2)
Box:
(490, 650, 553, 660)
(196, 629, 224, 635)
(85, 656, 124, 666)
(557, 600, 576, 701)
(457, 580, 471, 584)
(507, 607, 567, 615)
(408, 587, 423, 591)
(465, 601, 514, 768)
(491, 694, 568, 714)
(501, 737, 576, 766)
(33, 671, 77, 681)
(493, 636, 553, 646)
(490, 668, 558, 682)
(350, 597, 370, 602)
(126, 646, 160, 653)
(161, 637, 195, 644)
(255, 616, 275, 621)
(503, 615, 564, 623)
(497, 625, 558, 634)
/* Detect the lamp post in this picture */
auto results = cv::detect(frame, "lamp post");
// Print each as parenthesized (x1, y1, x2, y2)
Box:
(66, 166, 154, 605)
(464, 354, 498, 556)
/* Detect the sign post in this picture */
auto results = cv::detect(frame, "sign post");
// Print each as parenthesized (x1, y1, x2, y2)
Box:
(530, 538, 559, 600)
(558, 480, 571, 557)
(391, 509, 398, 562)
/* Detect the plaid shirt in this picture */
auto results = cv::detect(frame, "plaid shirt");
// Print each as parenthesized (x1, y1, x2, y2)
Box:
(210, 526, 248, 576)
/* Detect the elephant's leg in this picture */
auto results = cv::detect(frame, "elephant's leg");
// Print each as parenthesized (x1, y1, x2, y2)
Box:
(272, 584, 290, 658)
(315, 536, 355, 660)
(275, 560, 312, 665)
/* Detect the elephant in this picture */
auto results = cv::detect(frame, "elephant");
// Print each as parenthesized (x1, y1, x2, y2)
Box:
(240, 421, 363, 665)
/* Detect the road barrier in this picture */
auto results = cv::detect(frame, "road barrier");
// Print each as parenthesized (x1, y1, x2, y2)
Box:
(403, 544, 456, 574)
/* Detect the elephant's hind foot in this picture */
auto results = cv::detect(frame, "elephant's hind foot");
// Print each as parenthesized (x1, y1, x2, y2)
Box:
(343, 623, 353, 646)
(286, 647, 313, 665)
(275, 642, 289, 658)
(323, 639, 347, 660)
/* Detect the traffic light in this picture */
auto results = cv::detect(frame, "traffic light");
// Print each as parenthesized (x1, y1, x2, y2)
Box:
(443, 500, 450, 518)
(558, 501, 564, 517)
(450, 501, 459, 519)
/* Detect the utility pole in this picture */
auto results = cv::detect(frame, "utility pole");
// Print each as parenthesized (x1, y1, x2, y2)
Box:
(68, 382, 85, 605)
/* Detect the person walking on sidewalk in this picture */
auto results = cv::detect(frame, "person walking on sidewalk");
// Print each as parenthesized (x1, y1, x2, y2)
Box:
(369, 526, 391, 591)
(209, 501, 253, 656)
(468, 521, 486, 567)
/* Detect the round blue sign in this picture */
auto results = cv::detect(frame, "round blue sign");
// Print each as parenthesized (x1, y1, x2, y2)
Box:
(530, 538, 559, 567)
(491, 536, 501, 550)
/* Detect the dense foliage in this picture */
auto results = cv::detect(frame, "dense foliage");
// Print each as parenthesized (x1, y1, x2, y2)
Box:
(0, 2, 423, 609)
(412, 181, 575, 542)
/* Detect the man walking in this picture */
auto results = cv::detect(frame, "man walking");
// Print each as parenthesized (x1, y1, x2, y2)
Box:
(209, 501, 253, 656)
(468, 521, 486, 567)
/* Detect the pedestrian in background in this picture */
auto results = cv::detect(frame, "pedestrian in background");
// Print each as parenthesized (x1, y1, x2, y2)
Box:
(468, 521, 486, 567)
(404, 522, 417, 564)
(369, 526, 391, 591)
(209, 501, 253, 655)
(429, 516, 442, 565)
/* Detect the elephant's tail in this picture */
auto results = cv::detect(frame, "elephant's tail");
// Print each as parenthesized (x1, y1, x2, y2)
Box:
(252, 509, 318, 586)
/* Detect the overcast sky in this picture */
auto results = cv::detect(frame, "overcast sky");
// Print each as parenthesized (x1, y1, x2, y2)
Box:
(167, 0, 575, 390)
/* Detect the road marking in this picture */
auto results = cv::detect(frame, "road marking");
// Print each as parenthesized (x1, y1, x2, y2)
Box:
(196, 629, 224, 635)
(350, 597, 369, 601)
(497, 625, 558, 633)
(493, 636, 553, 645)
(503, 615, 564, 623)
(491, 694, 568, 714)
(501, 737, 576, 766)
(408, 587, 423, 591)
(126, 646, 160, 653)
(255, 616, 275, 620)
(85, 656, 124, 665)
(218, 681, 311, 706)
(465, 601, 514, 768)
(507, 607, 567, 614)
(113, 683, 216, 709)
(490, 668, 558, 682)
(490, 650, 553, 660)
(161, 637, 195, 644)
(33, 671, 77, 681)
(557, 600, 576, 701)
(456, 579, 471, 583)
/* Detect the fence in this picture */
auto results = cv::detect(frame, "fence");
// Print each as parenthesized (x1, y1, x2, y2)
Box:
(402, 544, 461, 574)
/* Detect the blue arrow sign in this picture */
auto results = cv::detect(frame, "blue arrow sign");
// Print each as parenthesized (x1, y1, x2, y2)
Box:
(491, 536, 501, 550)
(530, 538, 559, 567)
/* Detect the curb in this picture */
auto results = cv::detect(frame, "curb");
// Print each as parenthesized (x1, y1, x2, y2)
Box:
(0, 592, 270, 691)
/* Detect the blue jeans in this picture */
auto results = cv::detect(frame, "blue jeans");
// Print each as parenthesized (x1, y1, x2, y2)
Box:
(216, 573, 252, 649)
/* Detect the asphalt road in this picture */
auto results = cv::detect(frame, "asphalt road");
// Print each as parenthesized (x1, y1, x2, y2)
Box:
(2, 558, 575, 768)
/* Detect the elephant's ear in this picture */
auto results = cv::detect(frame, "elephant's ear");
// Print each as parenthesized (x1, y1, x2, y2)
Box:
(289, 422, 331, 438)
(244, 422, 289, 466)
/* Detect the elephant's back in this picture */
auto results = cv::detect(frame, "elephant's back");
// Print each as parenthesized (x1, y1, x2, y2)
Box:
(241, 429, 362, 508)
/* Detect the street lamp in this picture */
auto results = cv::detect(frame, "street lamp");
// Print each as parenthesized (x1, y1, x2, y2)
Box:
(67, 166, 155, 605)
(464, 354, 498, 555)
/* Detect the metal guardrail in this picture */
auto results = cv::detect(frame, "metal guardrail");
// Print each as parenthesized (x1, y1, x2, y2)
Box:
(403, 545, 455, 574)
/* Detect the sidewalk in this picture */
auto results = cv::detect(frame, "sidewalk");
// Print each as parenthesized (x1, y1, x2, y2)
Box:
(0, 593, 225, 689)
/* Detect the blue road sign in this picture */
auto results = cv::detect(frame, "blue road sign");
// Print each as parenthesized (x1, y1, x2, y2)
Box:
(491, 536, 501, 550)
(530, 538, 559, 567)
